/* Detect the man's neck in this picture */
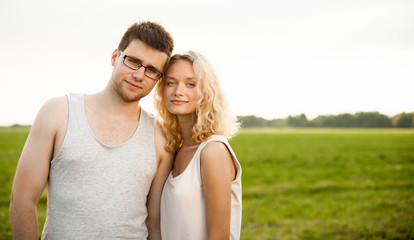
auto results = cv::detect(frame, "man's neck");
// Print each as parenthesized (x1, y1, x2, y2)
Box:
(83, 89, 142, 146)
(86, 88, 141, 120)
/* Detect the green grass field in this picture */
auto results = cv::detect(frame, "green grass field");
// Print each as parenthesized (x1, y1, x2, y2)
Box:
(1, 128, 413, 239)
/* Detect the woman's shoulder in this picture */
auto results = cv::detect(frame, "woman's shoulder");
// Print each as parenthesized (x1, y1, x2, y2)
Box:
(200, 135, 231, 161)
(199, 135, 240, 182)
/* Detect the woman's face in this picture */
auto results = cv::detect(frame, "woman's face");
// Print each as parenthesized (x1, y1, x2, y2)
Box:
(163, 60, 200, 117)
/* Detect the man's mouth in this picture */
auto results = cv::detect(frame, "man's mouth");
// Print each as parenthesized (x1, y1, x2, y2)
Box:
(125, 80, 142, 89)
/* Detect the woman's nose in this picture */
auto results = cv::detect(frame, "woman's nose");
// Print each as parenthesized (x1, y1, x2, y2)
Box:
(174, 83, 185, 96)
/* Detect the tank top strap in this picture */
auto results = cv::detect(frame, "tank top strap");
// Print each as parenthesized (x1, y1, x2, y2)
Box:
(137, 108, 155, 133)
(195, 135, 242, 182)
(199, 135, 228, 147)
(198, 135, 233, 158)
(66, 93, 89, 135)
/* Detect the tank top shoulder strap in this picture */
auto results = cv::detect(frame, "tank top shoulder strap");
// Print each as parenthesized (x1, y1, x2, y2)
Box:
(133, 108, 155, 142)
(138, 108, 155, 129)
(199, 135, 230, 151)
(196, 135, 242, 181)
(66, 93, 87, 130)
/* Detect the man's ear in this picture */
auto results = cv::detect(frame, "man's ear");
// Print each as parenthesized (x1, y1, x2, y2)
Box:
(111, 49, 118, 66)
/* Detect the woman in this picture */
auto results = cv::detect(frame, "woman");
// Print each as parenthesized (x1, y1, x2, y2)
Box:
(154, 51, 242, 239)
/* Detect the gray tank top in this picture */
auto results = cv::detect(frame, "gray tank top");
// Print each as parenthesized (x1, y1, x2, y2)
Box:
(41, 93, 157, 239)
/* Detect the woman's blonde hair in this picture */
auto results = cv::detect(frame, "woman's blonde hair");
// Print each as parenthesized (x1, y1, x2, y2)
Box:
(154, 51, 240, 152)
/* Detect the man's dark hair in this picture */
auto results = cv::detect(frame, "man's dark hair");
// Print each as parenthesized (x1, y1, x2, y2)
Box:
(118, 21, 174, 57)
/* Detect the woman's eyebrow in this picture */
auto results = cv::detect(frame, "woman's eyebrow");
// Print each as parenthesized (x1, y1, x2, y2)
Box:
(165, 76, 195, 80)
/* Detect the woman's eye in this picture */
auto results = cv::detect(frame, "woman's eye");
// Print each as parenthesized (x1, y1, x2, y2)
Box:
(187, 82, 196, 87)
(166, 81, 175, 86)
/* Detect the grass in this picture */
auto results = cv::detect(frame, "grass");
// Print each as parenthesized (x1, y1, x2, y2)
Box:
(231, 128, 414, 240)
(0, 128, 30, 239)
(1, 127, 413, 239)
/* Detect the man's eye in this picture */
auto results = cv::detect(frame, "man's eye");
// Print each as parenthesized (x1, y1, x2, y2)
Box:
(146, 67, 159, 74)
(127, 57, 140, 66)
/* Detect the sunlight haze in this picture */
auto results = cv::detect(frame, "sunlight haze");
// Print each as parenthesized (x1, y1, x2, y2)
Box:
(0, 0, 413, 125)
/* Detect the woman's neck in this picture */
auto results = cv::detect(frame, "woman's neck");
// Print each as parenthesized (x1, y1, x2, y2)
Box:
(177, 114, 197, 146)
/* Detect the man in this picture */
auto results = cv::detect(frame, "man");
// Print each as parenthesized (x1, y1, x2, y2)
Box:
(9, 21, 174, 240)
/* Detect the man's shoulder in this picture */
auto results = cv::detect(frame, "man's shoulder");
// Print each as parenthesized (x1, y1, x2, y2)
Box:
(39, 96, 68, 115)
(43, 96, 68, 107)
(35, 96, 69, 127)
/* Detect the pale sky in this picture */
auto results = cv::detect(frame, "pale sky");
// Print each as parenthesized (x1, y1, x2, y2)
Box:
(1, 0, 413, 126)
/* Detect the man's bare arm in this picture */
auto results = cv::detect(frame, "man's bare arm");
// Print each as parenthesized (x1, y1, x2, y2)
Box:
(146, 124, 174, 240)
(9, 97, 67, 240)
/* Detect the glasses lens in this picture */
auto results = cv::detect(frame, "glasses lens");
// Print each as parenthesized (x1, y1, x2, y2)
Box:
(145, 69, 162, 80)
(124, 57, 138, 70)
(122, 53, 162, 80)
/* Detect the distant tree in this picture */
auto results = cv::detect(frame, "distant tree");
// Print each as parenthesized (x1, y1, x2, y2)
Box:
(354, 112, 391, 128)
(269, 118, 287, 128)
(311, 112, 391, 128)
(287, 114, 310, 127)
(392, 112, 414, 128)
(312, 115, 332, 127)
(312, 114, 354, 127)
(237, 111, 411, 128)
(238, 115, 270, 127)
(10, 124, 31, 128)
(335, 113, 355, 127)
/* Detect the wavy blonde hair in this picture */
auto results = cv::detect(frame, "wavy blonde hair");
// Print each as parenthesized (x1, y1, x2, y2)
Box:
(154, 51, 240, 152)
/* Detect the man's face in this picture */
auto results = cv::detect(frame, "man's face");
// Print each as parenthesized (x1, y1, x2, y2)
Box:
(110, 39, 168, 102)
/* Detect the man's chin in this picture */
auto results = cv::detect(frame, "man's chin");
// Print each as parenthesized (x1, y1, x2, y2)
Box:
(121, 94, 142, 103)
(113, 84, 149, 103)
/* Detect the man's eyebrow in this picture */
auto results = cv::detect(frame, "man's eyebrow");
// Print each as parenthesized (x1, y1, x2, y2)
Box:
(126, 54, 141, 63)
(127, 55, 161, 72)
(147, 65, 162, 72)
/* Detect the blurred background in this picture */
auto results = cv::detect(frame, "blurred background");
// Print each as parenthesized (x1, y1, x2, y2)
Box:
(1, 0, 413, 126)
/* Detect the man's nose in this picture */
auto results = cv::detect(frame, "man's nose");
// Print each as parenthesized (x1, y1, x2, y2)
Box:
(132, 67, 146, 81)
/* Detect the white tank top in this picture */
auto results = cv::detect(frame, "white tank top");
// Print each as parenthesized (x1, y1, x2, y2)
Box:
(160, 135, 242, 240)
(41, 93, 157, 239)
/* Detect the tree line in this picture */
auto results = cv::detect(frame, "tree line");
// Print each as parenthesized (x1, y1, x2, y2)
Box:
(5, 112, 414, 129)
(238, 112, 414, 128)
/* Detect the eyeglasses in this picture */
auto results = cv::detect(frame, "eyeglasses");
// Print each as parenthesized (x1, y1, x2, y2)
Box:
(119, 51, 163, 81)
